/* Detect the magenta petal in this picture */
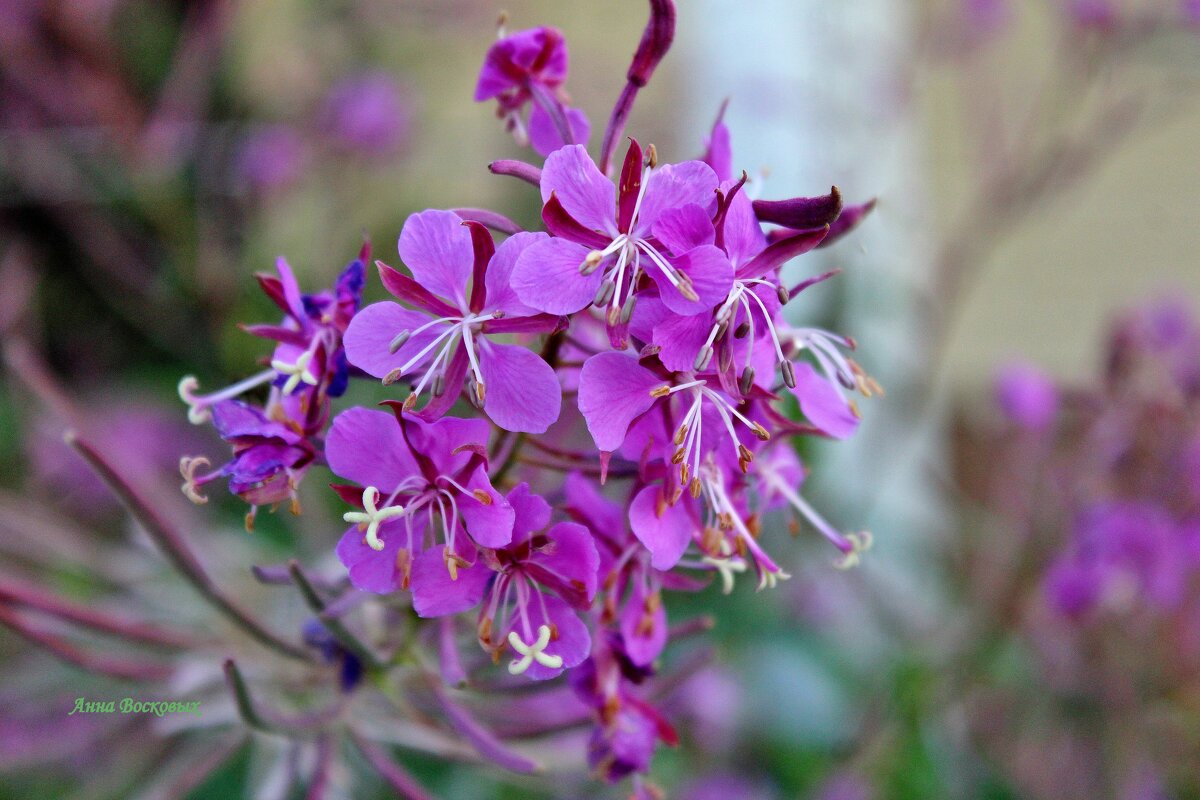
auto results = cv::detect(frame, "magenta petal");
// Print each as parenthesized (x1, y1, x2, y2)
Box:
(564, 472, 625, 541)
(620, 581, 667, 667)
(274, 256, 307, 320)
(506, 482, 553, 539)
(411, 545, 493, 618)
(512, 236, 603, 315)
(578, 353, 663, 452)
(654, 245, 733, 317)
(530, 103, 592, 157)
(791, 362, 860, 439)
(629, 485, 695, 570)
(326, 407, 418, 489)
(527, 521, 600, 607)
(509, 593, 590, 681)
(460, 475, 515, 548)
(651, 203, 715, 254)
(337, 523, 404, 594)
(484, 232, 547, 317)
(539, 144, 616, 235)
(344, 301, 447, 379)
(398, 209, 473, 308)
(653, 311, 714, 372)
(478, 340, 562, 434)
(635, 160, 719, 234)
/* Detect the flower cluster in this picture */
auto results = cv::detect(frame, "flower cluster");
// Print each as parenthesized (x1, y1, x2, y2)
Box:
(177, 1, 876, 788)
(952, 299, 1200, 797)
(179, 249, 365, 524)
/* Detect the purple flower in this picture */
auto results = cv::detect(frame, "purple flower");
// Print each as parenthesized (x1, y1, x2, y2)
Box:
(571, 639, 678, 782)
(328, 406, 514, 594)
(1064, 0, 1116, 28)
(344, 209, 563, 433)
(321, 72, 410, 157)
(235, 125, 306, 192)
(410, 483, 598, 680)
(178, 250, 366, 513)
(475, 25, 589, 155)
(511, 142, 733, 346)
(1045, 502, 1188, 618)
(994, 361, 1059, 431)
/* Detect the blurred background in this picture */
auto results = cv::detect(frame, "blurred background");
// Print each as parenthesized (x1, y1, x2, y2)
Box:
(1, 1, 1198, 798)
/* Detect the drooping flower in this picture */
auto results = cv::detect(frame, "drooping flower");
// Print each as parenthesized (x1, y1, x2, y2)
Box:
(475, 24, 590, 156)
(178, 249, 366, 515)
(344, 209, 563, 433)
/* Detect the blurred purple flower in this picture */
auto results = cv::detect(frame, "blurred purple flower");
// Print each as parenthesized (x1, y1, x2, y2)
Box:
(235, 125, 306, 193)
(1046, 502, 1188, 618)
(321, 72, 410, 157)
(815, 772, 874, 800)
(1064, 0, 1116, 28)
(994, 361, 1059, 431)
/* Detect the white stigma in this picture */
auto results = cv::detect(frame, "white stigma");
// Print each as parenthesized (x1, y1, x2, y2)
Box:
(271, 351, 318, 394)
(506, 624, 562, 674)
(833, 531, 874, 570)
(343, 486, 407, 551)
(701, 545, 747, 595)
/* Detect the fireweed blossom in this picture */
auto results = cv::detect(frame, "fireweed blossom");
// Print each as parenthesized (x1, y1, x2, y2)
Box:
(475, 22, 590, 156)
(955, 299, 1200, 797)
(177, 249, 365, 522)
(139, 1, 878, 793)
(344, 209, 564, 434)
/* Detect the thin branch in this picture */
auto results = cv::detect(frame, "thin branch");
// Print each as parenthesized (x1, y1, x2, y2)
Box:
(66, 432, 311, 662)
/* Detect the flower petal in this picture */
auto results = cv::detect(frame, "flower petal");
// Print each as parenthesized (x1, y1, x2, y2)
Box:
(791, 362, 860, 439)
(651, 203, 715, 255)
(629, 485, 695, 570)
(578, 353, 663, 452)
(652, 244, 733, 317)
(511, 236, 603, 315)
(326, 407, 418, 489)
(527, 521, 600, 608)
(539, 144, 616, 235)
(337, 522, 408, 594)
(344, 301, 449, 379)
(508, 593, 590, 681)
(478, 340, 562, 434)
(635, 160, 719, 234)
(411, 545, 493, 617)
(530, 103, 591, 157)
(460, 473, 515, 548)
(619, 581, 667, 667)
(484, 232, 548, 317)
(398, 209, 473, 307)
